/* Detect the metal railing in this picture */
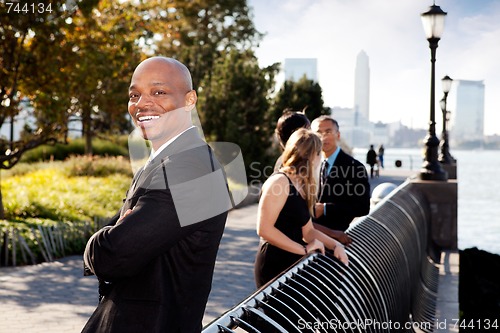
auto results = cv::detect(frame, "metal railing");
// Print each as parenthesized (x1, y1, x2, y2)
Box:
(203, 181, 439, 332)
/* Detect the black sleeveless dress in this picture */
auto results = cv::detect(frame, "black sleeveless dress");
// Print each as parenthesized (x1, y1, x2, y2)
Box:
(254, 173, 311, 288)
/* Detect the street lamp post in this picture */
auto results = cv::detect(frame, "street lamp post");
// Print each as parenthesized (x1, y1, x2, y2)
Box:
(418, 3, 448, 181)
(439, 75, 454, 164)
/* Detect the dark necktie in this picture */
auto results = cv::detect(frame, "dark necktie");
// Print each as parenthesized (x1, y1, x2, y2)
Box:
(320, 160, 329, 190)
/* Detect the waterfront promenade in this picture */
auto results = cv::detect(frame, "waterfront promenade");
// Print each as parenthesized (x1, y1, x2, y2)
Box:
(0, 169, 457, 332)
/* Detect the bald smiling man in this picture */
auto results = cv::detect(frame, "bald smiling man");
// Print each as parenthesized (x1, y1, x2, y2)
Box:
(82, 57, 229, 333)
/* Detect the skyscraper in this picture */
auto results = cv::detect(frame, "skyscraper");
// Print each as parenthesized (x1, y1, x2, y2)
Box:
(284, 58, 318, 82)
(354, 50, 370, 123)
(451, 80, 485, 143)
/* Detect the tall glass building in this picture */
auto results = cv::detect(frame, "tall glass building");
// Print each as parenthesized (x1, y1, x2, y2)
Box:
(354, 50, 370, 123)
(451, 80, 485, 143)
(284, 58, 318, 82)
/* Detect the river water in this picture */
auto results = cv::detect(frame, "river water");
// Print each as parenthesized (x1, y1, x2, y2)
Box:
(353, 147, 500, 255)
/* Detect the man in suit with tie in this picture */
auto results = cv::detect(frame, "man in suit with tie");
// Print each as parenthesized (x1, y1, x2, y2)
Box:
(312, 116, 370, 240)
(82, 57, 230, 333)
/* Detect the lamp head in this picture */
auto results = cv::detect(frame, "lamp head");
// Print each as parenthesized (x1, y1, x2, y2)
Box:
(421, 4, 447, 40)
(442, 75, 453, 93)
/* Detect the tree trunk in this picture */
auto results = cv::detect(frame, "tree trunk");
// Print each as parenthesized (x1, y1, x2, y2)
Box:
(82, 107, 93, 155)
(0, 172, 5, 220)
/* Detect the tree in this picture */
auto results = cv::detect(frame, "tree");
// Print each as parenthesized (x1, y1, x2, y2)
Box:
(0, 0, 272, 218)
(145, 0, 262, 89)
(0, 0, 74, 218)
(52, 0, 260, 154)
(130, 0, 276, 179)
(1, 1, 70, 160)
(59, 0, 141, 154)
(270, 75, 330, 128)
(197, 50, 279, 180)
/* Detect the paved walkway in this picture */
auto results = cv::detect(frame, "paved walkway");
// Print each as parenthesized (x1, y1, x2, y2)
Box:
(0, 169, 416, 333)
(0, 204, 260, 333)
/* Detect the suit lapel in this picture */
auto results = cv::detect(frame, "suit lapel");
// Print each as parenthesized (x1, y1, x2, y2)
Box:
(318, 149, 346, 201)
(125, 128, 205, 199)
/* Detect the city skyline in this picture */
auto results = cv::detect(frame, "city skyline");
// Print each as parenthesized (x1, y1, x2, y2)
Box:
(248, 0, 500, 135)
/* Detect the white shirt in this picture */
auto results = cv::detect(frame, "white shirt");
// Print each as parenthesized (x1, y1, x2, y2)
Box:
(149, 126, 196, 162)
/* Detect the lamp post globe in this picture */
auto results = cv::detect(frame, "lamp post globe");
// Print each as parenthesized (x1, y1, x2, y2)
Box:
(442, 75, 453, 94)
(418, 3, 448, 181)
(439, 75, 454, 164)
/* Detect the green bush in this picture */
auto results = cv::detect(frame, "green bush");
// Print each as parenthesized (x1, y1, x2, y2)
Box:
(0, 157, 133, 265)
(2, 167, 130, 221)
(20, 136, 129, 163)
(2, 155, 133, 179)
(62, 155, 133, 177)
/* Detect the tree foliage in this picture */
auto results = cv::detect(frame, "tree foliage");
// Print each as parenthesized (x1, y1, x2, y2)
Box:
(198, 50, 279, 179)
(59, 0, 141, 154)
(131, 0, 262, 89)
(0, 0, 139, 217)
(0, 0, 72, 168)
(1, 0, 145, 158)
(271, 76, 330, 129)
(0, 0, 330, 219)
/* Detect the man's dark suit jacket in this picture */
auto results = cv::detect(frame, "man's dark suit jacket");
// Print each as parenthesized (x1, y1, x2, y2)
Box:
(315, 149, 370, 232)
(82, 128, 229, 333)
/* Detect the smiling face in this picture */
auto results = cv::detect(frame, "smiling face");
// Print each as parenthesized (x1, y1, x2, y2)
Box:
(128, 57, 197, 150)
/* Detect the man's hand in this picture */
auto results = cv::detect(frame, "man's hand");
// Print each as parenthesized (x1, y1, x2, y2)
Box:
(117, 208, 133, 223)
(330, 230, 353, 246)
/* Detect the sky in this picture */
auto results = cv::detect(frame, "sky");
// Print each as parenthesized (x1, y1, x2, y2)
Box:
(247, 0, 500, 135)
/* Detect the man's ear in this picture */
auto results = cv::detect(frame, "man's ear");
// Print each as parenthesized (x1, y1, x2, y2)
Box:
(185, 90, 197, 111)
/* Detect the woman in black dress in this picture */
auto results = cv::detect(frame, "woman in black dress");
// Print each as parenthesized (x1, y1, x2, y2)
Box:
(254, 128, 349, 288)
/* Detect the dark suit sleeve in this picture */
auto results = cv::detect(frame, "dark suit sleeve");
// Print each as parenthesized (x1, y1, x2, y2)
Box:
(83, 158, 215, 281)
(325, 159, 371, 218)
(105, 211, 120, 226)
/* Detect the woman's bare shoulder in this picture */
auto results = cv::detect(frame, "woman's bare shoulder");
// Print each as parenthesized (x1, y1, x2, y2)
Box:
(262, 173, 290, 194)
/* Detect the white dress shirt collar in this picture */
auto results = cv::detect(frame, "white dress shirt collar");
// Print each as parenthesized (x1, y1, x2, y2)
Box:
(149, 126, 196, 162)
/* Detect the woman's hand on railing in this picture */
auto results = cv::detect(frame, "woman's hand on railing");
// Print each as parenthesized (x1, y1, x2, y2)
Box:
(306, 239, 325, 255)
(333, 243, 349, 266)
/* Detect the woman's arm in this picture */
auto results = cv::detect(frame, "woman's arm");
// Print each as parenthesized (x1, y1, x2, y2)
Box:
(302, 221, 349, 265)
(257, 174, 308, 256)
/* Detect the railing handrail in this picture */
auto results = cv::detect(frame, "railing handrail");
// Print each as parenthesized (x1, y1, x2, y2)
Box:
(203, 180, 439, 333)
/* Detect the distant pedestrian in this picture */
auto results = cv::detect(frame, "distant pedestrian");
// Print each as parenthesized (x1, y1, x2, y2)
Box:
(366, 144, 377, 179)
(378, 144, 385, 169)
